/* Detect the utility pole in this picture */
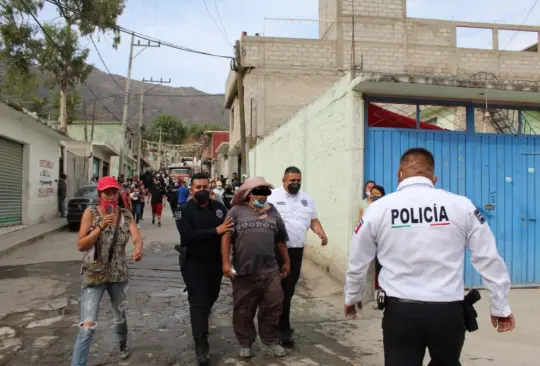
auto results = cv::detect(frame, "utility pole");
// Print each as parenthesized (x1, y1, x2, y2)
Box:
(157, 127, 162, 170)
(118, 34, 161, 177)
(83, 102, 88, 141)
(136, 77, 171, 176)
(234, 40, 248, 175)
(91, 99, 96, 142)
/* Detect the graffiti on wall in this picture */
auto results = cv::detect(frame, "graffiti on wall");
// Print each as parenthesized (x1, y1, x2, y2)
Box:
(39, 159, 55, 198)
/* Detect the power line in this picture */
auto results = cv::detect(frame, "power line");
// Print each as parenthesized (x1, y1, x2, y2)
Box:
(19, 1, 122, 121)
(201, 0, 230, 45)
(44, 0, 234, 60)
(89, 35, 124, 92)
(212, 0, 231, 44)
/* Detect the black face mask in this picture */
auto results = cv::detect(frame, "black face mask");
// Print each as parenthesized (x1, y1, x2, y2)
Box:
(371, 195, 381, 202)
(194, 190, 210, 205)
(288, 183, 301, 195)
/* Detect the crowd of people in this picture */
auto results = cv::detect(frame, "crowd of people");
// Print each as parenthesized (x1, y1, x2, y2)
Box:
(73, 148, 516, 366)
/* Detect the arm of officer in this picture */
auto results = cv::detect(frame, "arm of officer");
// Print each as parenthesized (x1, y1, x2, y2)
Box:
(175, 205, 218, 244)
(344, 213, 378, 306)
(465, 202, 512, 317)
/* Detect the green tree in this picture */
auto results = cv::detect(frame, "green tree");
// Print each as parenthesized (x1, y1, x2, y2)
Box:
(0, 0, 125, 130)
(51, 88, 80, 124)
(150, 114, 186, 144)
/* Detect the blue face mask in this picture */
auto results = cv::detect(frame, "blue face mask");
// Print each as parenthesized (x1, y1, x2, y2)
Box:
(253, 199, 266, 208)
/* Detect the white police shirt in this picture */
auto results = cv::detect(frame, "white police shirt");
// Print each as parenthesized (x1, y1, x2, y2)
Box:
(268, 186, 317, 248)
(345, 176, 512, 317)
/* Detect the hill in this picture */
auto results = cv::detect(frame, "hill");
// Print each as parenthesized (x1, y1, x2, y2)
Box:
(26, 65, 229, 130)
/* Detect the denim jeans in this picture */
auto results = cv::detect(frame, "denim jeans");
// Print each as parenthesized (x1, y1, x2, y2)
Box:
(58, 197, 66, 217)
(71, 281, 129, 366)
(131, 202, 141, 224)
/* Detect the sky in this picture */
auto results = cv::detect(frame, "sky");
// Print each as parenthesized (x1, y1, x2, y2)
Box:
(39, 0, 540, 94)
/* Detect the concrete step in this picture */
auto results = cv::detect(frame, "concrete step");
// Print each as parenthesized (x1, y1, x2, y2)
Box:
(0, 218, 68, 255)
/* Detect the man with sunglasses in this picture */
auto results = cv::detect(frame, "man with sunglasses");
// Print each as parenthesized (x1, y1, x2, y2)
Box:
(267, 166, 328, 348)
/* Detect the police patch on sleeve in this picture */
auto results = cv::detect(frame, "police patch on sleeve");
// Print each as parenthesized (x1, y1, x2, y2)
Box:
(174, 210, 182, 220)
(474, 209, 485, 224)
(354, 219, 363, 234)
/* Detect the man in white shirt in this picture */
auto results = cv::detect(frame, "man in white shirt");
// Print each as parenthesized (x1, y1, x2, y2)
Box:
(268, 166, 328, 347)
(344, 148, 515, 365)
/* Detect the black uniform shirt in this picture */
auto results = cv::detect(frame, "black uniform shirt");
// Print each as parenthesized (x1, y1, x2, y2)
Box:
(175, 199, 227, 263)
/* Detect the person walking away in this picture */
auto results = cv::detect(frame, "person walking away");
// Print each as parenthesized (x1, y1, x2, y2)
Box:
(267, 166, 328, 347)
(71, 176, 143, 366)
(167, 180, 179, 217)
(175, 173, 231, 365)
(177, 179, 190, 206)
(129, 183, 144, 226)
(58, 173, 68, 218)
(222, 177, 291, 358)
(149, 179, 166, 227)
(344, 148, 515, 365)
(120, 183, 132, 212)
(358, 180, 375, 220)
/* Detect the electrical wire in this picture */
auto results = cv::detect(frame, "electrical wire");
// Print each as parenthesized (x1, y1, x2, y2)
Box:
(44, 0, 234, 60)
(483, 0, 540, 74)
(89, 35, 124, 92)
(201, 0, 230, 45)
(212, 0, 230, 44)
(19, 0, 122, 121)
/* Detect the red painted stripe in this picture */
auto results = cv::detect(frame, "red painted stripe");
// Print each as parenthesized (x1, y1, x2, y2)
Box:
(430, 222, 450, 226)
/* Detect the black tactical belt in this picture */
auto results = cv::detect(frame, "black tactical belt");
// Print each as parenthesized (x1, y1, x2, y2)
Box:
(387, 297, 463, 305)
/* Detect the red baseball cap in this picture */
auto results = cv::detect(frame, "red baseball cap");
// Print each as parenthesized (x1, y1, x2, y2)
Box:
(97, 176, 121, 191)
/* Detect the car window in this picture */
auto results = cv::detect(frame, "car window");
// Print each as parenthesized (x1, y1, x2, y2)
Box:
(75, 186, 97, 198)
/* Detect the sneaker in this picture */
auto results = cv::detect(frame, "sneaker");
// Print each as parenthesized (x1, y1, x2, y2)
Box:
(238, 346, 253, 358)
(158, 222, 161, 227)
(266, 343, 286, 357)
(119, 345, 130, 360)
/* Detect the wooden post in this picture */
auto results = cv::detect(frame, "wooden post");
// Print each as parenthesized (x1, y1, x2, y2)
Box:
(235, 40, 247, 175)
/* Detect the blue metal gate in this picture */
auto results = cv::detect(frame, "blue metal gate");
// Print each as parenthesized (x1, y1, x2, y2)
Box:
(364, 98, 540, 287)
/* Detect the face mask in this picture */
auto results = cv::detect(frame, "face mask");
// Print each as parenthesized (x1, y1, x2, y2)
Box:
(371, 196, 381, 202)
(194, 190, 210, 205)
(101, 199, 118, 212)
(253, 199, 266, 208)
(288, 183, 301, 195)
(366, 191, 371, 197)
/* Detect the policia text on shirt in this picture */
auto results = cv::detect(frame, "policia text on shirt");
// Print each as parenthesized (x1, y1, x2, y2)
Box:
(344, 148, 515, 366)
(174, 173, 232, 366)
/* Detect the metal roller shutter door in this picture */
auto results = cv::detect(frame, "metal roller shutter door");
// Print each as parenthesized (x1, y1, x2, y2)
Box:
(0, 136, 23, 227)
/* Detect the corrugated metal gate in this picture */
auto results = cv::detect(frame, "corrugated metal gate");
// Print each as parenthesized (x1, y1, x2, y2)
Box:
(0, 136, 23, 227)
(364, 98, 540, 287)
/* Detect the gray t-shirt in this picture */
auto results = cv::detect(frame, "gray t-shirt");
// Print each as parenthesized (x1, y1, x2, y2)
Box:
(227, 203, 289, 276)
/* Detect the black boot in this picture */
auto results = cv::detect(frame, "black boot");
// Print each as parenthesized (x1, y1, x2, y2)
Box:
(194, 335, 210, 365)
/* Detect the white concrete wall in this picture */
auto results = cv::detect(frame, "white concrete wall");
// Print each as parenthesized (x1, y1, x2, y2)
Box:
(249, 74, 367, 289)
(0, 104, 67, 225)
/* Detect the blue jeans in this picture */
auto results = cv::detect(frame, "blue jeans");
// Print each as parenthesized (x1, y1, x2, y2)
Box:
(58, 197, 66, 217)
(131, 202, 141, 224)
(71, 281, 129, 366)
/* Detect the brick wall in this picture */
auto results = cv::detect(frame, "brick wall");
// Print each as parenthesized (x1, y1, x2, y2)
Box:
(341, 0, 405, 18)
(319, 0, 338, 40)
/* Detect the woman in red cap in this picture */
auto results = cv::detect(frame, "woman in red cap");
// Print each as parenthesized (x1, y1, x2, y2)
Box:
(71, 176, 143, 365)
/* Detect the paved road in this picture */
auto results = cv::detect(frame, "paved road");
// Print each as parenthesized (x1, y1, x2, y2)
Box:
(0, 213, 383, 366)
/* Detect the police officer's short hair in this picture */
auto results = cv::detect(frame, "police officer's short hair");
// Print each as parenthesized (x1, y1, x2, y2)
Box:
(400, 148, 435, 170)
(190, 172, 209, 183)
(284, 166, 301, 175)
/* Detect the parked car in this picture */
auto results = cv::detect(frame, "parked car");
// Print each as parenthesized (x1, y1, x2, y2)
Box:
(67, 185, 99, 230)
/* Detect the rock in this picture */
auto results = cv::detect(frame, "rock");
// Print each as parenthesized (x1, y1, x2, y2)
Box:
(26, 316, 63, 328)
(0, 327, 15, 337)
(33, 336, 58, 349)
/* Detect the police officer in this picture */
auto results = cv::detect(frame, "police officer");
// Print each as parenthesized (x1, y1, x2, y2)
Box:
(175, 173, 232, 365)
(344, 148, 515, 365)
(268, 166, 328, 347)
